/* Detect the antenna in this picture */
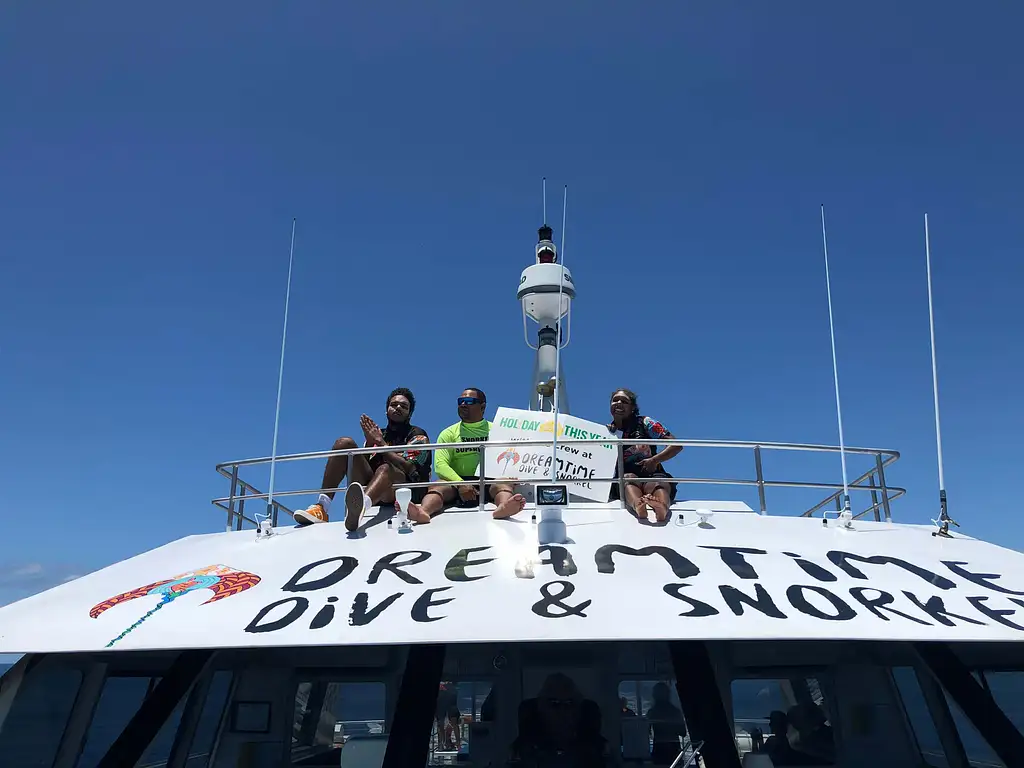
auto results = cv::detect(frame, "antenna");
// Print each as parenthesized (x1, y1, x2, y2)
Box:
(265, 218, 297, 529)
(820, 205, 852, 526)
(925, 213, 958, 538)
(542, 177, 547, 225)
(550, 186, 568, 481)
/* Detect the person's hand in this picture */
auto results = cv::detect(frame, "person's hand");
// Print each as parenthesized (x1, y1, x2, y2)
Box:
(637, 457, 660, 474)
(360, 414, 385, 446)
(458, 485, 479, 502)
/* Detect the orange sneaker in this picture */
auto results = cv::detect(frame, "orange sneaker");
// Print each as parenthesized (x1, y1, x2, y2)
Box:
(294, 495, 330, 526)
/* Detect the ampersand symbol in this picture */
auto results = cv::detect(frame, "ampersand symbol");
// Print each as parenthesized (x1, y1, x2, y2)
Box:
(531, 580, 591, 618)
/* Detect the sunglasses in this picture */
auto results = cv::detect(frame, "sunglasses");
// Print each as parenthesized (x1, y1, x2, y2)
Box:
(458, 397, 483, 406)
(543, 697, 578, 709)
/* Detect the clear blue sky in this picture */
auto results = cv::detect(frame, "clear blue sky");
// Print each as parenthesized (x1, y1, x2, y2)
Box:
(2, 1, 1022, 625)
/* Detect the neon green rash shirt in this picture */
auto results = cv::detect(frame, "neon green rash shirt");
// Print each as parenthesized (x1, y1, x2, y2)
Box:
(433, 420, 492, 482)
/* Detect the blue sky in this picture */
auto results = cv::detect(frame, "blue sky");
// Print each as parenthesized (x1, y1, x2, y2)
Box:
(1, 0, 1023, 642)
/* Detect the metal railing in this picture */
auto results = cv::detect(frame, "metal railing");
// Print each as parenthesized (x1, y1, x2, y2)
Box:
(212, 437, 903, 529)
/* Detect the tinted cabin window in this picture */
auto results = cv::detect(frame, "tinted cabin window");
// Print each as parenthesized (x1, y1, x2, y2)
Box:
(731, 676, 836, 765)
(617, 679, 688, 766)
(0, 664, 82, 768)
(183, 670, 233, 768)
(291, 680, 390, 768)
(891, 666, 947, 767)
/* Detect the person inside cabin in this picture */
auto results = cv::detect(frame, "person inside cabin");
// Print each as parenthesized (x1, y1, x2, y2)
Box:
(760, 710, 816, 766)
(294, 387, 431, 530)
(645, 682, 686, 765)
(435, 681, 462, 751)
(786, 702, 835, 763)
(506, 673, 614, 768)
(404, 388, 526, 523)
(608, 389, 682, 522)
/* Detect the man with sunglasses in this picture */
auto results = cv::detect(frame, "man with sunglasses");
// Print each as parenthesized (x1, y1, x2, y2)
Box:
(405, 388, 526, 523)
(294, 387, 431, 530)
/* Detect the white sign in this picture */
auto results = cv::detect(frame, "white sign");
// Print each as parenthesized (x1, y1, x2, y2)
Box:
(482, 407, 618, 502)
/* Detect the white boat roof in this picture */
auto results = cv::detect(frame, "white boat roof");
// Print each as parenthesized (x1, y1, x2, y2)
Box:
(2, 498, 1024, 654)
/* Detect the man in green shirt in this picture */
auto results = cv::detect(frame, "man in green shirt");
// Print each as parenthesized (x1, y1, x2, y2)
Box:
(405, 388, 526, 523)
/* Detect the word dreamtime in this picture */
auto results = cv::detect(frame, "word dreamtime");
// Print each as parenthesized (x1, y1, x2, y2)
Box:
(243, 542, 1024, 635)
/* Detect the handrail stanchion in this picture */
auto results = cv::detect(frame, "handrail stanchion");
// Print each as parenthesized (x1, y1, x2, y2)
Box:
(753, 446, 767, 515)
(875, 452, 893, 522)
(478, 445, 487, 513)
(226, 465, 238, 532)
(868, 471, 881, 523)
(237, 485, 247, 530)
(616, 443, 626, 510)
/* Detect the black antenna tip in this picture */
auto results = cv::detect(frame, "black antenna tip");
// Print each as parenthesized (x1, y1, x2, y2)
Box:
(538, 224, 553, 242)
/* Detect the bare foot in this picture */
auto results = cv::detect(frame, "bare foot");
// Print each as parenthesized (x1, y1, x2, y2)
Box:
(632, 498, 650, 520)
(646, 494, 669, 522)
(493, 493, 526, 519)
(402, 501, 432, 524)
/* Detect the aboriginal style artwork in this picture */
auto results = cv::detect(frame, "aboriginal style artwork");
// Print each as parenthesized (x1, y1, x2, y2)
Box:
(90, 564, 261, 648)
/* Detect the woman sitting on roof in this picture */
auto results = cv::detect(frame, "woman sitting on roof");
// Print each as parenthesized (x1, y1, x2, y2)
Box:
(609, 389, 682, 522)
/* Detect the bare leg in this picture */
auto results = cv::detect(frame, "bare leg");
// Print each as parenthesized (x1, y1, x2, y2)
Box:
(322, 436, 373, 499)
(405, 485, 456, 524)
(623, 473, 648, 519)
(490, 483, 526, 519)
(365, 463, 404, 505)
(643, 481, 671, 522)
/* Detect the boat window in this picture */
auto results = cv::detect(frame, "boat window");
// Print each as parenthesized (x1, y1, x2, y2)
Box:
(0, 664, 82, 768)
(183, 670, 234, 768)
(617, 679, 690, 765)
(425, 680, 494, 763)
(981, 671, 1024, 737)
(941, 686, 1003, 767)
(291, 679, 389, 768)
(730, 675, 836, 765)
(891, 666, 947, 767)
(76, 674, 186, 768)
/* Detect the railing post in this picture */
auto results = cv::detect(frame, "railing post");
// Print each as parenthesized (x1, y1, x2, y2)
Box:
(753, 446, 767, 515)
(616, 440, 626, 510)
(478, 445, 487, 513)
(271, 500, 279, 527)
(226, 465, 238, 532)
(875, 453, 892, 522)
(236, 486, 245, 531)
(868, 471, 881, 522)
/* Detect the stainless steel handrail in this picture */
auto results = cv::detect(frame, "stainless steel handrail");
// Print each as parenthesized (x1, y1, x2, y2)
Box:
(212, 437, 902, 528)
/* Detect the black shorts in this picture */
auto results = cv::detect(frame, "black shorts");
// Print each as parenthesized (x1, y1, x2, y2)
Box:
(438, 476, 506, 508)
(610, 467, 678, 502)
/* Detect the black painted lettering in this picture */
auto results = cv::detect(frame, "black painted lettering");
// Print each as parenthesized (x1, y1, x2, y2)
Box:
(783, 552, 838, 582)
(368, 551, 430, 585)
(786, 585, 856, 621)
(283, 556, 358, 593)
(848, 587, 931, 625)
(966, 596, 1024, 630)
(245, 596, 308, 634)
(902, 592, 985, 627)
(719, 583, 786, 619)
(827, 551, 956, 590)
(539, 546, 579, 576)
(532, 580, 591, 618)
(701, 546, 767, 579)
(942, 561, 1024, 596)
(349, 592, 403, 626)
(595, 545, 700, 579)
(445, 547, 495, 582)
(309, 596, 339, 630)
(663, 583, 720, 617)
(411, 587, 454, 623)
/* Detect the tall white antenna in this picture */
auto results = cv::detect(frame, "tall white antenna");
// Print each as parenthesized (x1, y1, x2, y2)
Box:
(542, 177, 547, 225)
(266, 217, 297, 522)
(820, 205, 851, 523)
(550, 186, 568, 481)
(925, 213, 957, 537)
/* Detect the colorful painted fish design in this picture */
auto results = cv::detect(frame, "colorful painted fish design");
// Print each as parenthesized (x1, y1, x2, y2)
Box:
(89, 564, 260, 648)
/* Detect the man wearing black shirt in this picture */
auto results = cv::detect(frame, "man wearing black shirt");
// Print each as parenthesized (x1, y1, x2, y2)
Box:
(294, 387, 431, 530)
